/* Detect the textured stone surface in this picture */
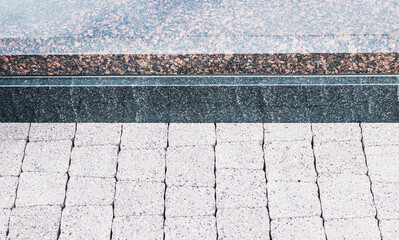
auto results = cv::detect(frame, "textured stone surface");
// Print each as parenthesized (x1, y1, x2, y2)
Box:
(165, 216, 217, 240)
(380, 219, 399, 240)
(117, 148, 165, 182)
(29, 123, 75, 142)
(318, 174, 375, 219)
(74, 123, 121, 146)
(65, 177, 115, 207)
(114, 181, 164, 217)
(365, 145, 399, 182)
(216, 168, 267, 209)
(264, 141, 316, 182)
(362, 123, 399, 147)
(0, 209, 10, 240)
(165, 186, 215, 217)
(16, 172, 67, 207)
(168, 123, 215, 147)
(324, 217, 380, 240)
(59, 206, 113, 240)
(373, 182, 399, 220)
(312, 123, 361, 143)
(121, 123, 167, 150)
(166, 145, 215, 187)
(264, 123, 312, 143)
(216, 123, 263, 143)
(8, 206, 61, 240)
(0, 123, 29, 141)
(112, 215, 164, 240)
(23, 140, 72, 173)
(216, 141, 263, 169)
(0, 140, 26, 176)
(217, 207, 270, 240)
(69, 145, 118, 177)
(314, 141, 367, 175)
(271, 216, 325, 240)
(0, 177, 18, 208)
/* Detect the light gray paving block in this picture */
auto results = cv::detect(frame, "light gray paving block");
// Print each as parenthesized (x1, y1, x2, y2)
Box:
(312, 123, 361, 143)
(168, 123, 215, 147)
(29, 123, 75, 142)
(264, 141, 316, 182)
(112, 215, 164, 240)
(268, 181, 321, 219)
(217, 207, 270, 240)
(216, 123, 263, 143)
(380, 219, 399, 240)
(114, 181, 164, 217)
(166, 145, 215, 187)
(324, 217, 380, 240)
(74, 123, 121, 147)
(264, 123, 312, 143)
(121, 123, 167, 150)
(69, 145, 118, 178)
(117, 148, 165, 182)
(271, 216, 325, 240)
(318, 174, 376, 219)
(16, 172, 67, 207)
(22, 140, 72, 173)
(216, 141, 264, 169)
(0, 176, 18, 208)
(165, 186, 215, 217)
(0, 209, 10, 240)
(362, 123, 399, 147)
(373, 182, 399, 220)
(365, 145, 399, 183)
(7, 206, 61, 240)
(216, 168, 267, 209)
(59, 206, 113, 240)
(314, 141, 367, 175)
(0, 123, 29, 141)
(165, 216, 217, 240)
(0, 140, 25, 176)
(65, 177, 115, 207)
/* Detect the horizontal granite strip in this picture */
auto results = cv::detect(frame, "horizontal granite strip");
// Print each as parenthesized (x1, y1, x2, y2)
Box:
(1, 76, 397, 122)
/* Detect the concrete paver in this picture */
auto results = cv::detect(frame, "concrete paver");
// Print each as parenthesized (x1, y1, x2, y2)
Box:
(324, 217, 380, 240)
(0, 140, 26, 176)
(168, 123, 215, 147)
(312, 123, 361, 143)
(216, 141, 264, 169)
(29, 123, 75, 142)
(361, 123, 399, 147)
(165, 216, 217, 240)
(121, 123, 167, 150)
(216, 123, 263, 143)
(271, 216, 325, 240)
(0, 123, 30, 141)
(364, 145, 399, 183)
(74, 123, 121, 146)
(372, 181, 399, 220)
(112, 215, 164, 240)
(0, 177, 18, 208)
(380, 219, 399, 240)
(0, 209, 10, 240)
(263, 123, 312, 143)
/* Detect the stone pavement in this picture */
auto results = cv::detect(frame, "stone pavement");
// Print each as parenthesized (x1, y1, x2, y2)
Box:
(0, 123, 398, 240)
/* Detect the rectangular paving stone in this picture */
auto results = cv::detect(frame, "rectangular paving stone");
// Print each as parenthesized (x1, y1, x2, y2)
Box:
(165, 186, 215, 218)
(114, 181, 164, 217)
(69, 145, 118, 178)
(312, 123, 361, 143)
(0, 209, 10, 240)
(364, 145, 399, 182)
(74, 123, 121, 146)
(117, 148, 165, 182)
(271, 216, 325, 240)
(216, 123, 263, 143)
(121, 123, 167, 150)
(59, 206, 113, 240)
(112, 215, 164, 240)
(7, 206, 61, 240)
(264, 123, 312, 143)
(168, 123, 215, 147)
(0, 123, 30, 141)
(264, 141, 316, 182)
(314, 141, 367, 175)
(216, 141, 264, 169)
(29, 123, 75, 142)
(216, 168, 267, 209)
(362, 123, 399, 147)
(65, 177, 115, 207)
(0, 140, 26, 176)
(372, 182, 399, 220)
(0, 176, 18, 208)
(324, 217, 380, 240)
(217, 207, 270, 240)
(165, 216, 217, 240)
(166, 145, 215, 187)
(318, 174, 376, 219)
(22, 140, 72, 173)
(380, 219, 399, 240)
(268, 181, 321, 219)
(16, 172, 67, 207)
